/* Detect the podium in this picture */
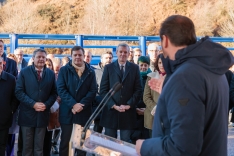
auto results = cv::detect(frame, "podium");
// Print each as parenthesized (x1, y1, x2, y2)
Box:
(70, 124, 138, 156)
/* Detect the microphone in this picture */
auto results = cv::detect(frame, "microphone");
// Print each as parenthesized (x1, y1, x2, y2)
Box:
(80, 82, 122, 147)
(83, 82, 119, 129)
(110, 83, 122, 96)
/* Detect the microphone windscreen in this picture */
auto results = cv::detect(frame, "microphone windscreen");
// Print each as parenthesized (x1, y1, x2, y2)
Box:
(114, 83, 122, 92)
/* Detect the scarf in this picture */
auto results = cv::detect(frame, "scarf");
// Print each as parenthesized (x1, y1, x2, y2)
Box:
(140, 68, 152, 78)
(72, 61, 85, 78)
(159, 70, 166, 76)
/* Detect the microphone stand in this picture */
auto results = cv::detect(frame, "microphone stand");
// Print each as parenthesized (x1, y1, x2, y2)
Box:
(81, 82, 119, 136)
(80, 83, 122, 147)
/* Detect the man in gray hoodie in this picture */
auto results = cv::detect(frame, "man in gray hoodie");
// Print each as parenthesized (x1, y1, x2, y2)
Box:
(136, 15, 234, 156)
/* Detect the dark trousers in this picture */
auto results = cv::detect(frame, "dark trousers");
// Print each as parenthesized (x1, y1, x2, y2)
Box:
(44, 129, 61, 156)
(93, 120, 103, 133)
(130, 128, 150, 144)
(59, 124, 73, 156)
(17, 127, 23, 156)
(0, 128, 9, 156)
(21, 126, 46, 156)
(43, 130, 53, 156)
(6, 134, 15, 156)
(105, 128, 132, 143)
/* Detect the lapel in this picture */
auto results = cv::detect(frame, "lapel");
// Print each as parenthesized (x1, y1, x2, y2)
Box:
(113, 60, 131, 83)
(113, 61, 122, 79)
(122, 61, 131, 82)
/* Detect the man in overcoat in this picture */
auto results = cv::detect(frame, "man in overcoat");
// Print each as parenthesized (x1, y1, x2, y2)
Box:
(15, 49, 57, 156)
(57, 46, 97, 156)
(100, 43, 142, 143)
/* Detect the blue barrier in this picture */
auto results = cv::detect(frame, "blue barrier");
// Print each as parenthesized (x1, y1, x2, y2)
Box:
(1, 34, 234, 65)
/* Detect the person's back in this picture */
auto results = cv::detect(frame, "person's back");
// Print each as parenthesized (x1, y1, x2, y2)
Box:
(136, 15, 234, 156)
(141, 37, 231, 156)
(158, 63, 228, 155)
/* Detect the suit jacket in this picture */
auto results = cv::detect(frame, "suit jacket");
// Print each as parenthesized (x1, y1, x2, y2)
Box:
(100, 60, 142, 129)
(15, 64, 57, 128)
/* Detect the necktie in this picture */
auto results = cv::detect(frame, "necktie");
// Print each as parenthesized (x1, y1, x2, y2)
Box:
(37, 70, 42, 81)
(120, 65, 124, 79)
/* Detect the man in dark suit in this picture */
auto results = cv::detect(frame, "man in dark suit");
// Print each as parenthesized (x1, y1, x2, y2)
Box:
(0, 57, 19, 156)
(14, 49, 28, 72)
(15, 49, 57, 156)
(100, 43, 142, 143)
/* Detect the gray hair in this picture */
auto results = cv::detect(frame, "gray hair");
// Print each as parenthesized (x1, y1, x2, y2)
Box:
(32, 49, 47, 57)
(116, 43, 130, 52)
(148, 43, 160, 50)
(14, 48, 24, 54)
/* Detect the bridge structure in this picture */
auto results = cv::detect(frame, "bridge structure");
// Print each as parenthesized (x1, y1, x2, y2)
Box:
(1, 34, 234, 64)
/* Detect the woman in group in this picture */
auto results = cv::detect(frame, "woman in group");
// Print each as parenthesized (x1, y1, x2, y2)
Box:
(44, 58, 61, 155)
(143, 53, 166, 137)
(130, 56, 151, 144)
(45, 58, 54, 71)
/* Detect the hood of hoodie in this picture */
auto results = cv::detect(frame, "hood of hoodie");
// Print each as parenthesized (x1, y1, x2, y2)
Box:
(162, 37, 234, 75)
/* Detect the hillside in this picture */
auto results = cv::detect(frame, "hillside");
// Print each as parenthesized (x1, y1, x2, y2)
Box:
(0, 0, 234, 53)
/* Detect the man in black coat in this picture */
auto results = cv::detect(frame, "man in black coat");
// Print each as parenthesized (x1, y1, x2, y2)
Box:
(100, 43, 142, 143)
(15, 49, 57, 156)
(57, 46, 97, 156)
(0, 57, 19, 156)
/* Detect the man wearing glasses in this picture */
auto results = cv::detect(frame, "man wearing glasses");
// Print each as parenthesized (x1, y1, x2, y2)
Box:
(147, 43, 160, 71)
(14, 49, 28, 72)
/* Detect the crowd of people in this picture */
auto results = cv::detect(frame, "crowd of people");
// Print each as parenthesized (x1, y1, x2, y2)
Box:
(0, 36, 163, 156)
(1, 14, 234, 156)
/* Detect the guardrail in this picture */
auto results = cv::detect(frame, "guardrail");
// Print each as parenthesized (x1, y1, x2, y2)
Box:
(1, 34, 234, 64)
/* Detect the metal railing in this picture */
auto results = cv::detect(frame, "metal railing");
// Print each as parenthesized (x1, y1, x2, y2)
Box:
(1, 34, 234, 64)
